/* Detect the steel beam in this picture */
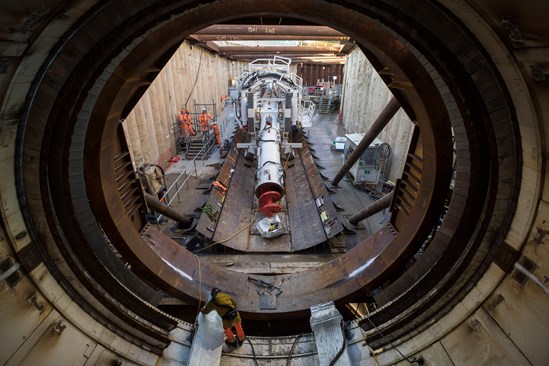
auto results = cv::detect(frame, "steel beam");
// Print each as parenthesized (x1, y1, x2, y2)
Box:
(219, 46, 340, 54)
(331, 97, 401, 186)
(195, 24, 347, 37)
(225, 54, 343, 59)
(191, 34, 349, 41)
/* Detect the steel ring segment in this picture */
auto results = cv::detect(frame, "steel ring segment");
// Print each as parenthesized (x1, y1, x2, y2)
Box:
(88, 3, 451, 316)
(17, 0, 513, 325)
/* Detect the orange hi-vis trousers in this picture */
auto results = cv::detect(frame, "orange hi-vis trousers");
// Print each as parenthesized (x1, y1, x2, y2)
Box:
(224, 321, 245, 342)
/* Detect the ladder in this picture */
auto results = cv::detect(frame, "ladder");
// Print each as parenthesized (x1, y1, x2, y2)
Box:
(319, 95, 331, 114)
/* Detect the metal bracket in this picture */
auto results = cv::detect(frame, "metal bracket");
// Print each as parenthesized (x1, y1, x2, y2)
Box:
(468, 319, 480, 331)
(52, 320, 67, 335)
(488, 293, 505, 310)
(236, 143, 253, 149)
(248, 277, 283, 310)
(27, 294, 45, 312)
(501, 17, 524, 43)
(281, 142, 303, 149)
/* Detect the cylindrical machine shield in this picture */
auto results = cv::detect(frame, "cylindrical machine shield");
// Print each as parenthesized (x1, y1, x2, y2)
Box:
(240, 91, 248, 122)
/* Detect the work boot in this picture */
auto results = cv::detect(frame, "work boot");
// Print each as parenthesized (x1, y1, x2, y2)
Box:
(225, 339, 238, 348)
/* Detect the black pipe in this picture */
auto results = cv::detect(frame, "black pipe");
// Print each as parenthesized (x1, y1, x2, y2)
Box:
(331, 97, 401, 186)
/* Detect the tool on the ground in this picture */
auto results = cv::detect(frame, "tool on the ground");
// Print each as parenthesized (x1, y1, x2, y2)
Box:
(248, 276, 283, 295)
(213, 180, 228, 193)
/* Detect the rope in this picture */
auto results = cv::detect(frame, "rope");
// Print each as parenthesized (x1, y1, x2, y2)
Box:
(363, 310, 417, 365)
(193, 212, 256, 253)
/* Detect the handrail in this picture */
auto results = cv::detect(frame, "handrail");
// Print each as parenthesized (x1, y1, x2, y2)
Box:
(249, 55, 291, 74)
(160, 134, 217, 206)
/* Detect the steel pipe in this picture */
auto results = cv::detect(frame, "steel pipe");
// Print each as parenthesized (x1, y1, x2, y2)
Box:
(144, 192, 193, 227)
(349, 191, 394, 225)
(331, 96, 401, 186)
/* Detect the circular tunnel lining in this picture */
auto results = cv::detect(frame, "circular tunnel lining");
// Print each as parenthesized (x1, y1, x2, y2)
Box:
(16, 0, 519, 343)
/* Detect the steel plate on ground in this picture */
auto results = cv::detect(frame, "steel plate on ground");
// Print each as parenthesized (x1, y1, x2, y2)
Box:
(296, 132, 344, 239)
(211, 148, 255, 250)
(284, 149, 328, 250)
(196, 130, 245, 239)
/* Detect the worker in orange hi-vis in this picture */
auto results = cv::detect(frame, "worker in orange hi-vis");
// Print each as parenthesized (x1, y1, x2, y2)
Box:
(184, 109, 195, 136)
(179, 108, 195, 137)
(201, 288, 245, 348)
(178, 109, 185, 132)
(211, 122, 221, 147)
(199, 108, 213, 137)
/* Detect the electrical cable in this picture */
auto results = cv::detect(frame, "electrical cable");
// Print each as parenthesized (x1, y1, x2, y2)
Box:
(195, 255, 202, 318)
(245, 337, 259, 366)
(192, 211, 257, 253)
(234, 99, 241, 119)
(285, 333, 305, 366)
(363, 311, 416, 365)
(345, 178, 377, 203)
(379, 208, 389, 225)
(353, 316, 382, 366)
(183, 48, 204, 109)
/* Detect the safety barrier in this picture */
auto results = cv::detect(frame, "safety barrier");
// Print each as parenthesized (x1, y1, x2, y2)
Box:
(159, 134, 217, 206)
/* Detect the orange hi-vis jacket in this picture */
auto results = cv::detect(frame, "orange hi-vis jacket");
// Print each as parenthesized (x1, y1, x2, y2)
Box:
(199, 112, 213, 132)
(211, 123, 221, 146)
(179, 111, 194, 136)
(202, 292, 241, 329)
